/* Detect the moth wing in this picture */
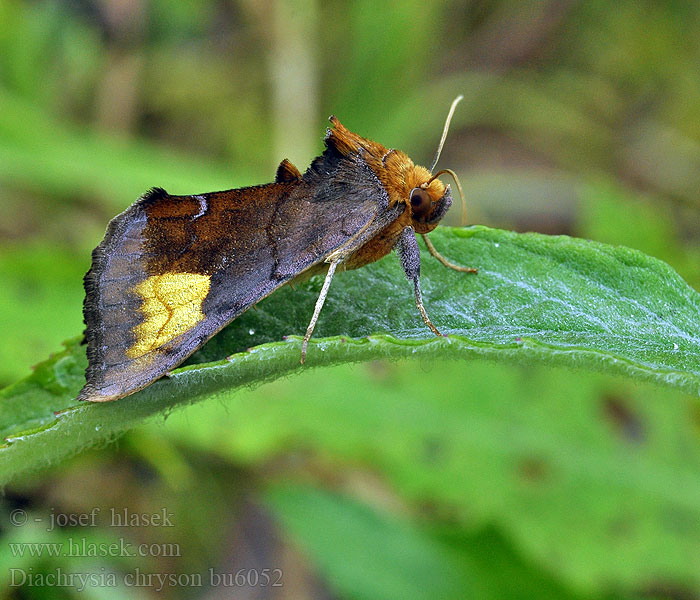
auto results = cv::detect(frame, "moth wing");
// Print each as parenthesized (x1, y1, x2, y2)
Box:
(79, 159, 401, 402)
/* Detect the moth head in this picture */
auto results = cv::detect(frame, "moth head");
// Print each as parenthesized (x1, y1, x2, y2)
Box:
(408, 95, 466, 233)
(324, 96, 466, 234)
(407, 172, 453, 234)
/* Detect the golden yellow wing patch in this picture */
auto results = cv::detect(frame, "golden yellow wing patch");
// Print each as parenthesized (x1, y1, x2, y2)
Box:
(127, 272, 211, 359)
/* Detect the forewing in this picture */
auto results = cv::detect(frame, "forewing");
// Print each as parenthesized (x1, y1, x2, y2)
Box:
(80, 156, 401, 401)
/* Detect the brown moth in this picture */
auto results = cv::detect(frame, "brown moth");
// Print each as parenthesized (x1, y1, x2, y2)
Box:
(79, 97, 475, 402)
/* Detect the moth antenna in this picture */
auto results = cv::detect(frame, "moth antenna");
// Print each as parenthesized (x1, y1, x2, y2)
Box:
(427, 168, 467, 226)
(421, 234, 477, 274)
(429, 95, 463, 173)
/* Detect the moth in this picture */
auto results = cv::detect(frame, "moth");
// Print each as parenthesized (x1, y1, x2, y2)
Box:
(79, 97, 475, 402)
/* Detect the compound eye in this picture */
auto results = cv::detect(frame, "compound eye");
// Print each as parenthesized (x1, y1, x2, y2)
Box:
(409, 187, 432, 219)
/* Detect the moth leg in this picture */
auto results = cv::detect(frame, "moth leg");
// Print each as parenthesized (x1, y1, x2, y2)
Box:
(421, 234, 477, 274)
(397, 227, 441, 337)
(300, 259, 341, 364)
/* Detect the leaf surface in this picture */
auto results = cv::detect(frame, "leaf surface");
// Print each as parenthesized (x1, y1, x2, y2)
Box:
(1, 226, 698, 482)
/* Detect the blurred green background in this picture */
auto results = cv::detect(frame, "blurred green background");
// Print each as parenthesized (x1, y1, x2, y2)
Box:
(1, 0, 700, 598)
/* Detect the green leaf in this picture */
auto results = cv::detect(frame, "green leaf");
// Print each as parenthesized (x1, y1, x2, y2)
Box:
(264, 484, 479, 600)
(265, 483, 608, 599)
(163, 358, 700, 595)
(0, 226, 698, 483)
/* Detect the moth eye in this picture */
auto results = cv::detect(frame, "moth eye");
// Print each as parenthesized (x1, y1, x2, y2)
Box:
(409, 187, 432, 219)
